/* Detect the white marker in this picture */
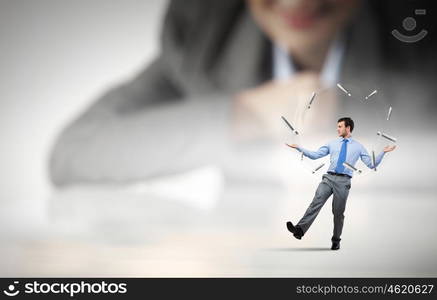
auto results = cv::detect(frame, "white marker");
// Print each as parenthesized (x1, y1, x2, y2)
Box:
(312, 163, 325, 174)
(372, 150, 377, 171)
(343, 162, 362, 174)
(365, 90, 377, 100)
(387, 106, 392, 121)
(307, 92, 316, 109)
(337, 83, 351, 96)
(377, 131, 397, 143)
(281, 116, 299, 135)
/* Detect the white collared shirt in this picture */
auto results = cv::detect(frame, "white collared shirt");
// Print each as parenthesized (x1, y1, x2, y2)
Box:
(272, 34, 345, 87)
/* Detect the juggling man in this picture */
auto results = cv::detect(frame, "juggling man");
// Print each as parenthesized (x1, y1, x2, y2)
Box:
(286, 117, 396, 250)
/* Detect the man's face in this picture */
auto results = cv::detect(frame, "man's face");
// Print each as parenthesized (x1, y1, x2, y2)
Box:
(246, 0, 360, 52)
(337, 121, 349, 137)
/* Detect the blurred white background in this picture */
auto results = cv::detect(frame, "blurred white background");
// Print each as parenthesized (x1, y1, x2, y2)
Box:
(0, 0, 169, 232)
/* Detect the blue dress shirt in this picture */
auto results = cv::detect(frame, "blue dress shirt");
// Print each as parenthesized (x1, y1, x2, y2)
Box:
(297, 137, 385, 177)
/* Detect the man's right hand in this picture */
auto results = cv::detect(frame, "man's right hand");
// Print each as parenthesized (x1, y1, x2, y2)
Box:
(285, 143, 299, 149)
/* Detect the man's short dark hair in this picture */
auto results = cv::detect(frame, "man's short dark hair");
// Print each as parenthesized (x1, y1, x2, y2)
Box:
(337, 117, 354, 132)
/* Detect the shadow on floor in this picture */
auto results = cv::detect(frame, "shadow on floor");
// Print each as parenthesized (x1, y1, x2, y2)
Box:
(266, 247, 332, 252)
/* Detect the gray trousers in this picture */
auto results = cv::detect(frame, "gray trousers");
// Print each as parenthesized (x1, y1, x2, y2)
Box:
(297, 173, 351, 241)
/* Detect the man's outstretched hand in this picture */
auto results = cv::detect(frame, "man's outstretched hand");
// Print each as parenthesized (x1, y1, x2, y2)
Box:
(285, 143, 299, 149)
(383, 145, 397, 152)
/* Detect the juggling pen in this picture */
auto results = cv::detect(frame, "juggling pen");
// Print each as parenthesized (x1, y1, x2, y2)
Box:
(377, 131, 397, 143)
(343, 162, 362, 174)
(365, 90, 377, 100)
(281, 116, 299, 135)
(312, 163, 325, 174)
(387, 106, 392, 121)
(337, 83, 351, 96)
(307, 92, 316, 109)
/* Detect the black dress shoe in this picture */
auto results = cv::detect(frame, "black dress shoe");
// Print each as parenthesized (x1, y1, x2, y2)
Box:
(331, 241, 340, 250)
(286, 221, 303, 239)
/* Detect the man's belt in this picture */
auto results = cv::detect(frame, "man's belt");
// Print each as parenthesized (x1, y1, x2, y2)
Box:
(328, 172, 352, 178)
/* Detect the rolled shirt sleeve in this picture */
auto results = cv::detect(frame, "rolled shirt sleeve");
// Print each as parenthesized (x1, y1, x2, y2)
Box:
(297, 144, 330, 160)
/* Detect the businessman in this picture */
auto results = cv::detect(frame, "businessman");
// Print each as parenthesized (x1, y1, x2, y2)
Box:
(285, 117, 396, 250)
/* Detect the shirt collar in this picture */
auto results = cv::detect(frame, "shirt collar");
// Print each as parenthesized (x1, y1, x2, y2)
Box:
(272, 32, 345, 87)
(341, 136, 352, 142)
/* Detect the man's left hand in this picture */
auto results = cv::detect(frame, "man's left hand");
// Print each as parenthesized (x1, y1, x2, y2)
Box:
(383, 145, 397, 152)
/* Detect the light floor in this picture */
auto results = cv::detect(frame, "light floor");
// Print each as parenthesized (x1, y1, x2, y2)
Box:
(1, 185, 436, 277)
